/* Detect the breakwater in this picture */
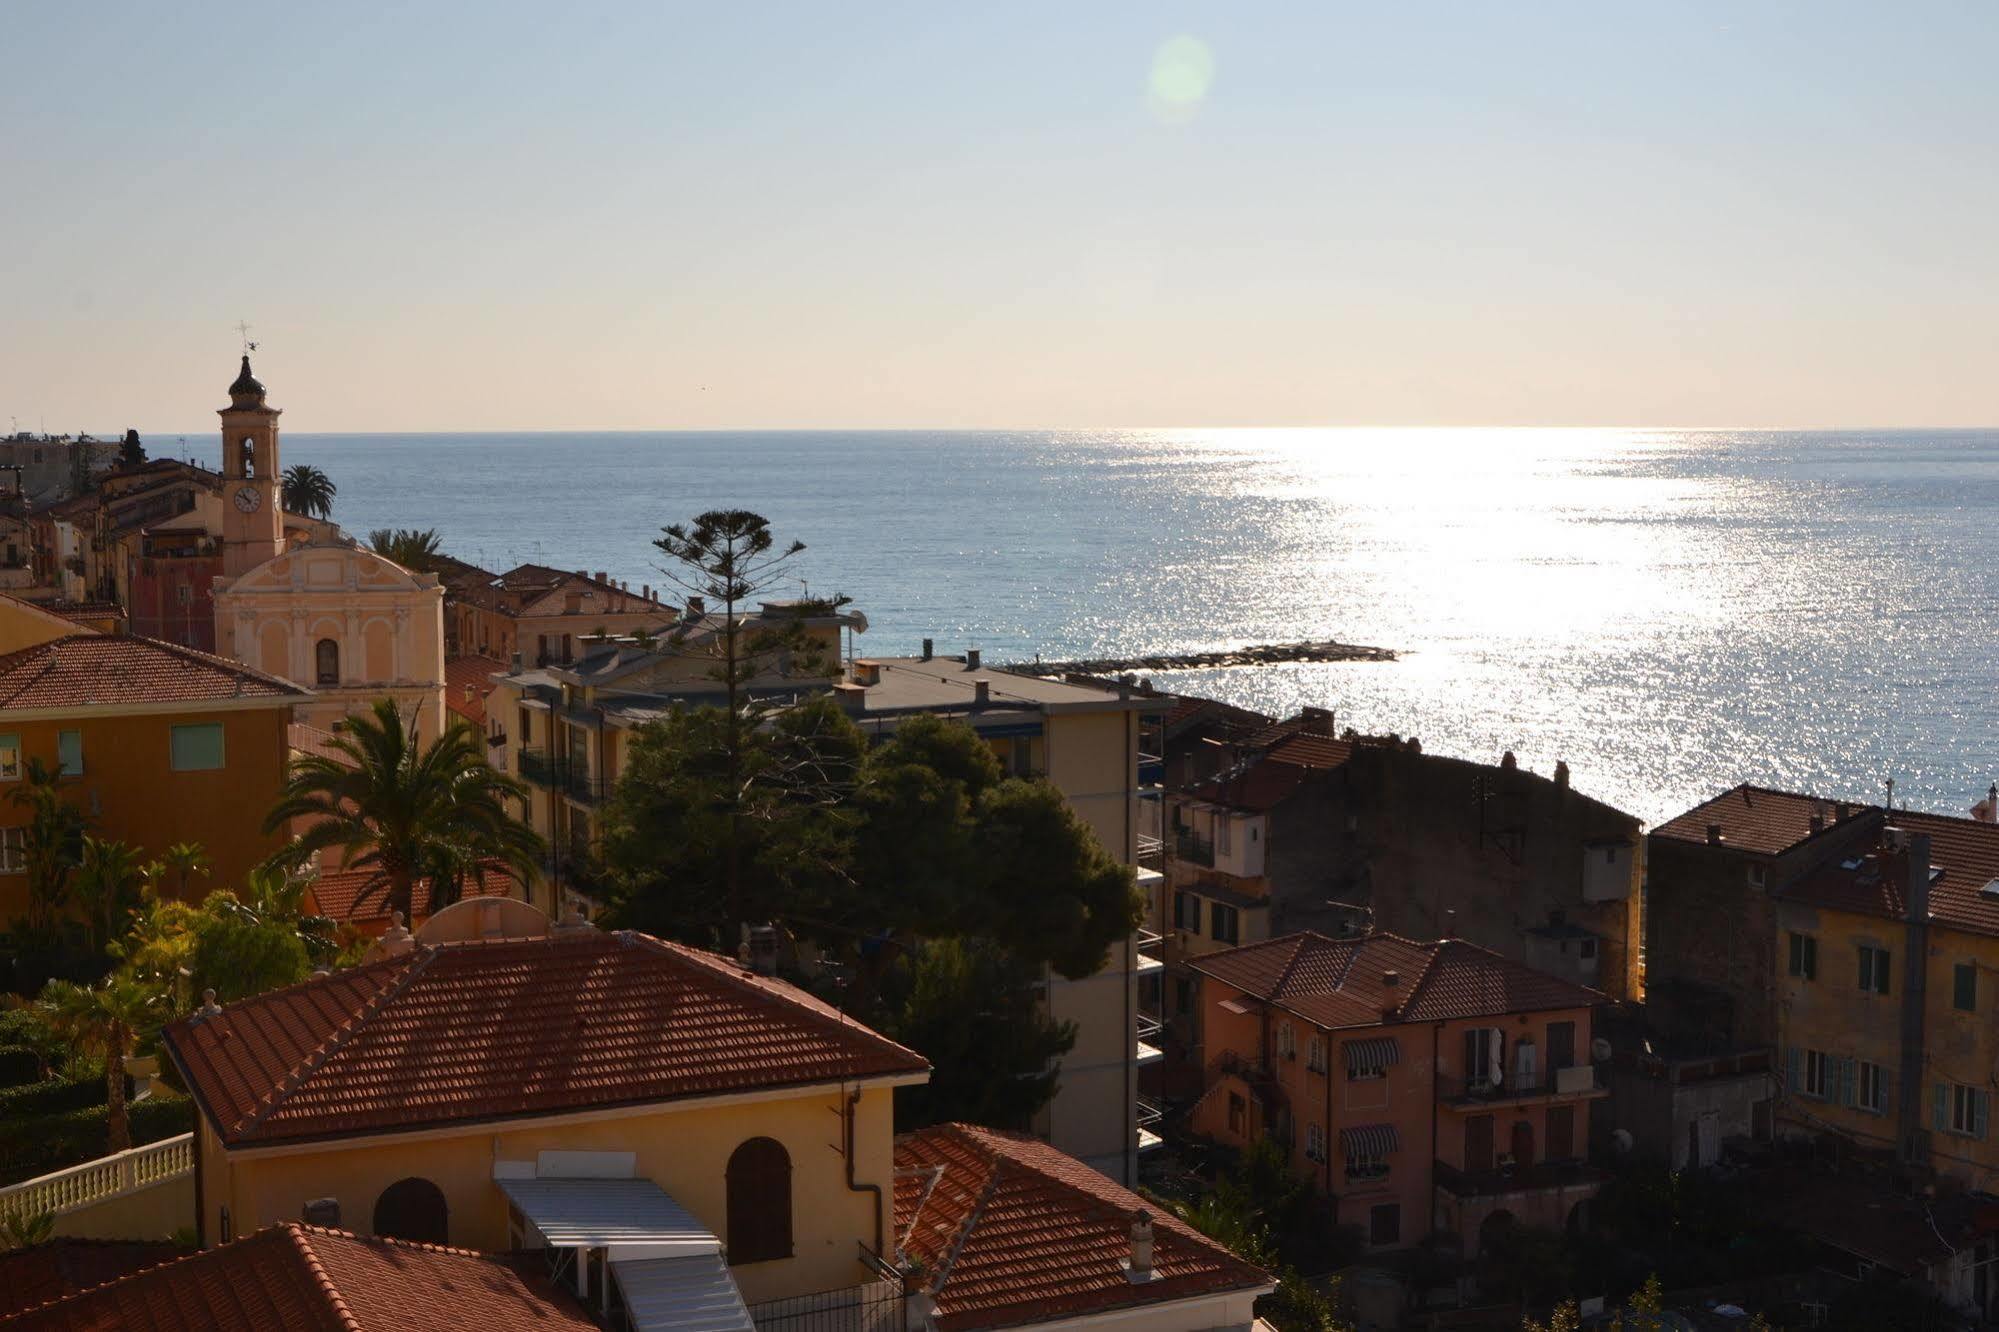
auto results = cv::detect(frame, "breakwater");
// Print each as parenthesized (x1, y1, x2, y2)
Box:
(1009, 640, 1396, 676)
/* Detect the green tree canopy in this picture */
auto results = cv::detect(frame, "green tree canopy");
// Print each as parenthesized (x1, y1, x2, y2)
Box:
(281, 463, 337, 519)
(36, 973, 162, 1154)
(117, 429, 145, 468)
(367, 528, 447, 574)
(9, 759, 87, 934)
(264, 699, 543, 922)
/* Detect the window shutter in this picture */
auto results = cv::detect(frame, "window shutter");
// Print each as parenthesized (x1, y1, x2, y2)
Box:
(1977, 1090, 1991, 1141)
(1879, 951, 1891, 994)
(1839, 1057, 1856, 1108)
(725, 1137, 793, 1264)
(1934, 1084, 1949, 1133)
(1786, 1047, 1801, 1094)
(1858, 949, 1869, 991)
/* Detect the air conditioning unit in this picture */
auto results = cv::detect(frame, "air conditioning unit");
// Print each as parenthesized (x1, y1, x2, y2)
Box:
(1555, 1064, 1597, 1095)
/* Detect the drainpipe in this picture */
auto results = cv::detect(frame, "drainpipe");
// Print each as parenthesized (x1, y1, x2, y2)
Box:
(1898, 834, 1932, 1166)
(1323, 1029, 1334, 1194)
(844, 1088, 885, 1258)
(1430, 1023, 1442, 1244)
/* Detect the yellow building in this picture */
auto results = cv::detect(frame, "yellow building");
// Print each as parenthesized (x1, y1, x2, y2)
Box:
(1774, 812, 1999, 1189)
(207, 356, 447, 736)
(0, 631, 307, 920)
(162, 919, 929, 1315)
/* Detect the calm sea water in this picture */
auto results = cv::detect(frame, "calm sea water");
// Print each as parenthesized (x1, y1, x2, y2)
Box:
(248, 428, 1999, 827)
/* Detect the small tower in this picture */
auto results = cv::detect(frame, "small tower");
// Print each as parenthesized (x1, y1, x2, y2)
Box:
(219, 355, 285, 577)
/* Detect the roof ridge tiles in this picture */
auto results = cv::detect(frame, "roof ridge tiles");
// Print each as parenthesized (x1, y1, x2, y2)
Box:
(284, 1226, 363, 1332)
(228, 948, 435, 1139)
(928, 1134, 1005, 1295)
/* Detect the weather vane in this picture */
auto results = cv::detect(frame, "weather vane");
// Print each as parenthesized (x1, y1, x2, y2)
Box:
(235, 320, 258, 354)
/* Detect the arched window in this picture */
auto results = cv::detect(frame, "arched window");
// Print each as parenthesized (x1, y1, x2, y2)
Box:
(239, 439, 257, 478)
(315, 638, 339, 685)
(373, 1177, 448, 1245)
(725, 1137, 792, 1264)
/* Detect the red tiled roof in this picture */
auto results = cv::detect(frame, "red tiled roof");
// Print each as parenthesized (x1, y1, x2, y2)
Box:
(1263, 733, 1355, 770)
(163, 930, 929, 1148)
(0, 1224, 594, 1331)
(0, 1240, 187, 1319)
(444, 654, 505, 725)
(0, 634, 307, 711)
(1190, 931, 1603, 1031)
(289, 722, 358, 768)
(1184, 756, 1315, 813)
(1653, 784, 1873, 856)
(894, 1124, 1270, 1330)
(43, 601, 125, 624)
(306, 861, 523, 924)
(1781, 810, 1999, 939)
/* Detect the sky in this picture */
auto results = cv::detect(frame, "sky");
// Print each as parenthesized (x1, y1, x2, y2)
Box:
(4, 3, 1995, 432)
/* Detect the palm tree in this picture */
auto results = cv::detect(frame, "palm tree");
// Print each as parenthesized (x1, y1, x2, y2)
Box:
(8, 760, 87, 933)
(38, 974, 161, 1154)
(158, 842, 211, 899)
(366, 528, 446, 574)
(265, 699, 543, 922)
(73, 837, 150, 954)
(281, 463, 337, 519)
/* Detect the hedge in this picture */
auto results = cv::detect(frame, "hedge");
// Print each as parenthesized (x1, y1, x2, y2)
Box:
(0, 1092, 193, 1187)
(0, 1077, 103, 1118)
(0, 1045, 40, 1088)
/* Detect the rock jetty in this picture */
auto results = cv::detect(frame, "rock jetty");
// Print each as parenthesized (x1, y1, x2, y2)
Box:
(1007, 640, 1395, 676)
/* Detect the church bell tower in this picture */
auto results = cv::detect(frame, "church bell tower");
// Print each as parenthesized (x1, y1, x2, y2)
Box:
(219, 355, 285, 577)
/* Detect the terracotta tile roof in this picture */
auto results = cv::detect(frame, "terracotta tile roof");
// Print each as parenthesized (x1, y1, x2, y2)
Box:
(894, 1123, 1270, 1330)
(1653, 783, 1874, 856)
(0, 1223, 594, 1330)
(306, 860, 523, 924)
(289, 722, 358, 767)
(1184, 756, 1315, 812)
(1190, 931, 1603, 1031)
(1263, 733, 1355, 770)
(0, 634, 307, 711)
(444, 653, 505, 725)
(1243, 712, 1333, 752)
(163, 930, 929, 1148)
(1781, 810, 1999, 940)
(42, 601, 126, 624)
(0, 1240, 187, 1318)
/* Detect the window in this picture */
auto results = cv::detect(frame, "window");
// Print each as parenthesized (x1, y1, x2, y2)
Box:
(1790, 1047, 1831, 1100)
(1859, 1061, 1888, 1115)
(518, 707, 532, 745)
(169, 723, 225, 772)
(0, 733, 18, 781)
(1305, 1123, 1326, 1163)
(1939, 1084, 1992, 1140)
(1956, 962, 1978, 1013)
(1276, 1021, 1296, 1060)
(1227, 1092, 1246, 1136)
(1858, 945, 1891, 995)
(373, 1177, 449, 1246)
(57, 730, 81, 777)
(315, 638, 339, 685)
(1788, 932, 1817, 980)
(1173, 891, 1200, 931)
(0, 827, 23, 873)
(1306, 1035, 1326, 1073)
(725, 1137, 793, 1264)
(1464, 1026, 1504, 1090)
(1578, 937, 1598, 960)
(1747, 863, 1768, 890)
(1211, 903, 1239, 945)
(1369, 1203, 1401, 1247)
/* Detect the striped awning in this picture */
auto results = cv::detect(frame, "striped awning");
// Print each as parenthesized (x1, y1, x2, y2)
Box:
(1344, 1036, 1401, 1074)
(1340, 1124, 1400, 1160)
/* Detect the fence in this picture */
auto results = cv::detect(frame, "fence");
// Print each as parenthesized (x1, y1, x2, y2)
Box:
(747, 1278, 906, 1331)
(0, 1133, 192, 1219)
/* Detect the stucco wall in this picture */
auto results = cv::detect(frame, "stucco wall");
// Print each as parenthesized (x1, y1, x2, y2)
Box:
(51, 1174, 194, 1241)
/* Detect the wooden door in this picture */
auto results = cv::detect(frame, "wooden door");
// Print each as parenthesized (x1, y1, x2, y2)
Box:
(1548, 1021, 1576, 1070)
(1465, 1114, 1495, 1171)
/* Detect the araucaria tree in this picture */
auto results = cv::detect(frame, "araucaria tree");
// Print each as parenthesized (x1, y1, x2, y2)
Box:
(281, 463, 337, 519)
(265, 699, 544, 922)
(650, 509, 848, 922)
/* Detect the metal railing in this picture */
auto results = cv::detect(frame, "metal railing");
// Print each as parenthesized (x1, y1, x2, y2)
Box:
(747, 1278, 905, 1331)
(0, 1133, 192, 1219)
(1174, 831, 1215, 866)
(1438, 1063, 1601, 1103)
(1136, 1094, 1165, 1127)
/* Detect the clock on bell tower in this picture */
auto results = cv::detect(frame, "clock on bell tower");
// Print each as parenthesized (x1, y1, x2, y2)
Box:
(218, 355, 285, 577)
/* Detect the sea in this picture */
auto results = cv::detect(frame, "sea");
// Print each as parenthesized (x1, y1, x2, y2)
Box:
(243, 427, 1999, 828)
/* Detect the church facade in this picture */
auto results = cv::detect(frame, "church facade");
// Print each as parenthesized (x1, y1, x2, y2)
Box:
(209, 357, 446, 737)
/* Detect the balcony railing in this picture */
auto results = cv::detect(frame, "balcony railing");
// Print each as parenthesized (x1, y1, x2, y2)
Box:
(1433, 1157, 1605, 1199)
(1174, 831, 1215, 867)
(1438, 1063, 1603, 1105)
(517, 747, 566, 788)
(1138, 751, 1165, 786)
(0, 1133, 192, 1219)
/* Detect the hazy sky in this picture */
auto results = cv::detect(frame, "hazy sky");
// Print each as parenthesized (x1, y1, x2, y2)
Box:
(5, 3, 1995, 431)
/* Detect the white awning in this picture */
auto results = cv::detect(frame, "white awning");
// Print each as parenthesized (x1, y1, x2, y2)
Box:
(500, 1176, 719, 1255)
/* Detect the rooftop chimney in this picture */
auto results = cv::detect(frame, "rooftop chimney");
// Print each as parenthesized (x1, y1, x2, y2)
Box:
(1125, 1210, 1155, 1283)
(1553, 760, 1570, 790)
(594, 571, 608, 585)
(973, 679, 990, 706)
(832, 680, 868, 713)
(301, 1198, 341, 1228)
(748, 924, 779, 976)
(1380, 970, 1402, 1019)
(1706, 823, 1724, 846)
(510, 649, 523, 672)
(1500, 750, 1517, 771)
(921, 637, 933, 661)
(1809, 813, 1825, 834)
(1835, 801, 1851, 821)
(965, 648, 981, 670)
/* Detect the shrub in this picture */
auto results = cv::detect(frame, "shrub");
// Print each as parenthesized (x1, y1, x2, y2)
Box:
(0, 1091, 191, 1186)
(0, 1044, 42, 1087)
(0, 1076, 104, 1117)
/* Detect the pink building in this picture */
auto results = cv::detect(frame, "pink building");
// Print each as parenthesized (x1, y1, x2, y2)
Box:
(1188, 929, 1606, 1259)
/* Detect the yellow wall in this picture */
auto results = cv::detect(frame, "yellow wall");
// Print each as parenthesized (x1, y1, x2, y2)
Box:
(1045, 710, 1137, 865)
(0, 703, 294, 920)
(0, 602, 84, 655)
(203, 1085, 899, 1305)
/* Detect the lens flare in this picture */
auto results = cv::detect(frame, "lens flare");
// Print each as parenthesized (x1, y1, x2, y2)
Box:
(1147, 35, 1215, 124)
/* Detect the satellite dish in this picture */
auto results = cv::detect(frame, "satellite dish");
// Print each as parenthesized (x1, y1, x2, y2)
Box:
(1611, 1128, 1634, 1155)
(1591, 1037, 1613, 1062)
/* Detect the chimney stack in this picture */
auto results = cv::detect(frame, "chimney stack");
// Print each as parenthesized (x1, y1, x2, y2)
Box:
(1810, 813, 1825, 834)
(1443, 910, 1457, 939)
(973, 679, 990, 706)
(1125, 1210, 1155, 1283)
(302, 1198, 341, 1228)
(1500, 750, 1517, 771)
(510, 649, 523, 672)
(1705, 823, 1724, 846)
(966, 648, 981, 670)
(1380, 969, 1402, 1018)
(921, 637, 933, 661)
(1553, 760, 1570, 790)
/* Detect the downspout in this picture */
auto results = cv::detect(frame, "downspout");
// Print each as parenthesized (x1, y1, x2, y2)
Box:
(845, 1088, 885, 1258)
(1323, 1029, 1334, 1194)
(192, 1109, 205, 1248)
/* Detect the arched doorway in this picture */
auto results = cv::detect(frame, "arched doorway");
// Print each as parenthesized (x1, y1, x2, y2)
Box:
(1477, 1208, 1516, 1258)
(373, 1177, 448, 1245)
(726, 1137, 792, 1264)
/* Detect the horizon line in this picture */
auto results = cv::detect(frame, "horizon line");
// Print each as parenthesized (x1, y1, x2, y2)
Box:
(96, 422, 1999, 439)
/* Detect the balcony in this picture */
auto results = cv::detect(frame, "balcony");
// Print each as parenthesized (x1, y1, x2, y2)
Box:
(1174, 831, 1215, 867)
(1438, 1063, 1605, 1109)
(517, 747, 566, 788)
(1138, 751, 1165, 786)
(1134, 929, 1165, 977)
(1433, 1157, 1605, 1201)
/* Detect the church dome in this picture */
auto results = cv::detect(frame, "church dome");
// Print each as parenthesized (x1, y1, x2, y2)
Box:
(227, 355, 267, 407)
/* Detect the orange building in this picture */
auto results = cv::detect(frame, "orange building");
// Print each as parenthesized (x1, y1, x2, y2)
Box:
(0, 633, 307, 919)
(1189, 929, 1606, 1260)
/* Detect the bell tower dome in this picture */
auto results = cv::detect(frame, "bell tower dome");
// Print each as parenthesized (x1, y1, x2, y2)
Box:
(219, 355, 285, 577)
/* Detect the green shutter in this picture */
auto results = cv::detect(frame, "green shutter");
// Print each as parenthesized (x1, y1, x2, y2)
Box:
(1934, 1084, 1949, 1133)
(169, 723, 226, 772)
(1977, 1090, 1990, 1141)
(1786, 1047, 1802, 1094)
